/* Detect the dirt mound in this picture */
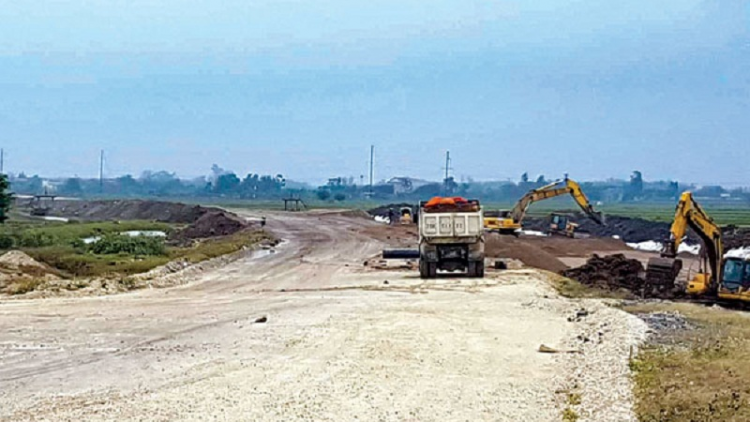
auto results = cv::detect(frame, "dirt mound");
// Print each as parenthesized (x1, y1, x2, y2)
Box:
(562, 254, 644, 292)
(522, 236, 628, 257)
(45, 199, 256, 242)
(485, 234, 568, 273)
(48, 200, 211, 223)
(0, 251, 61, 294)
(171, 211, 249, 241)
(0, 250, 48, 269)
(525, 214, 674, 243)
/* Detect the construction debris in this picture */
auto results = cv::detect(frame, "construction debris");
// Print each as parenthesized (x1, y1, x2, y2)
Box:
(538, 344, 581, 354)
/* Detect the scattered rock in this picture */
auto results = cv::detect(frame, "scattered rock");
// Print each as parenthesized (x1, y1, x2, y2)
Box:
(638, 311, 692, 332)
(568, 308, 591, 322)
(255, 316, 268, 324)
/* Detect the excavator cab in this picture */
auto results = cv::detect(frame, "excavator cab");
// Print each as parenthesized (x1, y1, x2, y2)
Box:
(549, 213, 579, 237)
(400, 207, 414, 225)
(719, 258, 750, 292)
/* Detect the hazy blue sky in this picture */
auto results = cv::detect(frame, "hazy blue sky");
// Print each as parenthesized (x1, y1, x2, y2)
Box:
(0, 0, 748, 185)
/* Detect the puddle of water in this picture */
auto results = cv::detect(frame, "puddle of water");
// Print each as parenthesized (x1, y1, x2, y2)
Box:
(82, 230, 167, 244)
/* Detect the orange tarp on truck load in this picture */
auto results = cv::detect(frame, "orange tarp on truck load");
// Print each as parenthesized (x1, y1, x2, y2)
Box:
(424, 196, 469, 208)
(423, 197, 478, 213)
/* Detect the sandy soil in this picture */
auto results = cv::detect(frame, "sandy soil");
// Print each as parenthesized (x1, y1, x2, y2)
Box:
(0, 211, 644, 421)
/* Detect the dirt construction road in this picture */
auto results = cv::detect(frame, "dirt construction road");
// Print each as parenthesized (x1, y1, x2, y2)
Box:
(0, 211, 646, 421)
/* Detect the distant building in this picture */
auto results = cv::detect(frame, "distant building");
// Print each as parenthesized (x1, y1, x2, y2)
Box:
(386, 177, 431, 195)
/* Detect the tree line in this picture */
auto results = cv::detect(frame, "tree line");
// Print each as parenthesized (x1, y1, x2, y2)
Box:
(6, 168, 749, 204)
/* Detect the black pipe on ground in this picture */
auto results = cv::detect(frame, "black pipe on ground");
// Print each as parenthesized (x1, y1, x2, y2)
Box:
(382, 249, 420, 259)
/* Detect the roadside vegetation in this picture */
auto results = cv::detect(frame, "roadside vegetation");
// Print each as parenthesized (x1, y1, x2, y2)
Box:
(550, 275, 750, 422)
(548, 273, 633, 300)
(0, 220, 270, 281)
(625, 302, 750, 422)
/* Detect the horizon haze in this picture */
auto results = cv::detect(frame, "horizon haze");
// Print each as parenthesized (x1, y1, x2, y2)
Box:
(1, 0, 748, 186)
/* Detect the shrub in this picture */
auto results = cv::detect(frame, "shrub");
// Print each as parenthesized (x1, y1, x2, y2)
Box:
(0, 234, 14, 249)
(87, 234, 166, 256)
(16, 231, 59, 248)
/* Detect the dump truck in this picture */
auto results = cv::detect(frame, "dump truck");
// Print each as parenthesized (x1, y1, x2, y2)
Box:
(418, 197, 485, 278)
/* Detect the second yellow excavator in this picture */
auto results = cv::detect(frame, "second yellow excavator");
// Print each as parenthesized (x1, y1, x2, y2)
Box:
(484, 177, 604, 235)
(645, 191, 750, 302)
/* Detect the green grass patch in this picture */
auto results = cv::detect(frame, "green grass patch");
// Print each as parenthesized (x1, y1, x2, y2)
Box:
(0, 219, 270, 281)
(87, 234, 166, 256)
(0, 220, 175, 249)
(26, 245, 172, 277)
(625, 302, 750, 422)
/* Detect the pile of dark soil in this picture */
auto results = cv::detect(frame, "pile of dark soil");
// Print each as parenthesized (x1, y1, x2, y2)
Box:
(46, 199, 255, 242)
(525, 214, 691, 243)
(48, 200, 210, 224)
(722, 225, 750, 250)
(562, 254, 644, 292)
(170, 211, 249, 241)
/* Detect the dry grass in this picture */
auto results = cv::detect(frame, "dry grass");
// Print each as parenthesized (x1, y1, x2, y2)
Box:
(625, 302, 750, 422)
(548, 273, 634, 300)
(6, 278, 45, 295)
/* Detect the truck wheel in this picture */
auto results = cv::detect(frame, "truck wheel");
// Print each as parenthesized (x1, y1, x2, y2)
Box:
(468, 261, 485, 278)
(419, 260, 429, 279)
(467, 262, 477, 278)
(428, 262, 438, 278)
(476, 261, 485, 278)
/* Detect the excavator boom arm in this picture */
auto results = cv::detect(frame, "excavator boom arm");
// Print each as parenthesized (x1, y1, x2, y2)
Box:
(664, 192, 723, 279)
(509, 179, 603, 225)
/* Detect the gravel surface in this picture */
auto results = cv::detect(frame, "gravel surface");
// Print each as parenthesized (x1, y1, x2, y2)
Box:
(0, 211, 646, 421)
(558, 298, 648, 422)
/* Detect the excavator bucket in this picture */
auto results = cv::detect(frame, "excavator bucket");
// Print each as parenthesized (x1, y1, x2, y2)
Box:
(645, 257, 683, 295)
(592, 211, 605, 225)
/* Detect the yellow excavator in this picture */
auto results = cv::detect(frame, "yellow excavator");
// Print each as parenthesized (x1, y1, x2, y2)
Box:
(484, 177, 604, 236)
(645, 191, 750, 302)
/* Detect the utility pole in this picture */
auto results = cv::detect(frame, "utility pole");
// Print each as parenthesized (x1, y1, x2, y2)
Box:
(443, 150, 453, 194)
(444, 151, 451, 182)
(99, 150, 104, 193)
(369, 145, 374, 196)
(1, 148, 4, 174)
